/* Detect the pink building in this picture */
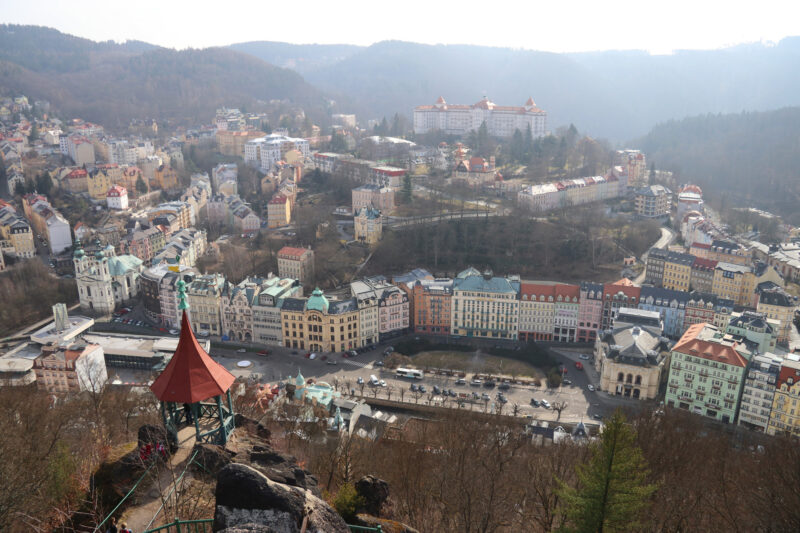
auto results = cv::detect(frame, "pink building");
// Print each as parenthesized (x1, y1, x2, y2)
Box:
(351, 184, 395, 214)
(577, 281, 604, 343)
(378, 285, 409, 335)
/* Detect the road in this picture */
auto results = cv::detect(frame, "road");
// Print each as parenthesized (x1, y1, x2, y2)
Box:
(634, 227, 676, 284)
(195, 342, 612, 424)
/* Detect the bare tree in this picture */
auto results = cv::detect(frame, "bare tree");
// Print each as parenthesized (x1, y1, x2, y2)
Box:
(551, 401, 568, 422)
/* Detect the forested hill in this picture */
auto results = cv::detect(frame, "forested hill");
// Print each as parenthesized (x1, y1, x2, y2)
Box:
(635, 107, 800, 221)
(0, 25, 329, 129)
(233, 38, 800, 140)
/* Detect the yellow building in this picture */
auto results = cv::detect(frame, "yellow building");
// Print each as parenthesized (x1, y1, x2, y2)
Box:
(0, 203, 35, 258)
(712, 262, 753, 307)
(267, 194, 291, 228)
(153, 164, 179, 190)
(766, 358, 800, 437)
(186, 273, 226, 336)
(757, 289, 795, 345)
(215, 130, 265, 157)
(354, 206, 382, 245)
(280, 288, 361, 352)
(662, 252, 694, 292)
(87, 167, 114, 200)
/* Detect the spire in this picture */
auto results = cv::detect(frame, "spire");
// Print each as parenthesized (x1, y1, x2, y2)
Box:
(177, 278, 189, 311)
(73, 238, 85, 259)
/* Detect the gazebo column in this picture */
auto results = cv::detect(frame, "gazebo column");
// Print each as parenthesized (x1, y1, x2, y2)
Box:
(216, 395, 227, 443)
(192, 402, 202, 441)
(226, 389, 235, 430)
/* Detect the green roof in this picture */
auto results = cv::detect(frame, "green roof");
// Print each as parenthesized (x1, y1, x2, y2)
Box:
(306, 287, 329, 313)
(108, 255, 143, 276)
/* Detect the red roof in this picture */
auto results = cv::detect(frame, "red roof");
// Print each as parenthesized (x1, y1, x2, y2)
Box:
(269, 194, 289, 204)
(278, 246, 309, 259)
(692, 257, 717, 270)
(150, 312, 235, 403)
(672, 323, 747, 368)
(691, 242, 711, 250)
(555, 283, 580, 300)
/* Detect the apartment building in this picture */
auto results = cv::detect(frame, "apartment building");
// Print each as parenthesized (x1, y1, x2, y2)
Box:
(577, 281, 604, 343)
(665, 322, 749, 424)
(186, 273, 227, 336)
(756, 288, 796, 345)
(277, 246, 315, 284)
(766, 356, 800, 437)
(410, 278, 453, 336)
(252, 276, 302, 346)
(634, 185, 671, 219)
(281, 288, 360, 352)
(739, 353, 782, 432)
(267, 194, 291, 228)
(662, 251, 694, 292)
(451, 268, 519, 340)
(34, 342, 107, 394)
(601, 278, 641, 330)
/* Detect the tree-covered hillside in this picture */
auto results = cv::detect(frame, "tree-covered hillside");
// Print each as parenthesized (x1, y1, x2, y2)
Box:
(0, 25, 329, 129)
(635, 107, 800, 221)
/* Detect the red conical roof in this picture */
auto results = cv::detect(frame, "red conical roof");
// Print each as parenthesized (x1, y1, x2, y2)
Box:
(150, 312, 235, 404)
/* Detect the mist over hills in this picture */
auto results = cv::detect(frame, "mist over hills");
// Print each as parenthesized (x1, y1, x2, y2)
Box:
(636, 106, 800, 221)
(0, 25, 329, 129)
(232, 39, 800, 140)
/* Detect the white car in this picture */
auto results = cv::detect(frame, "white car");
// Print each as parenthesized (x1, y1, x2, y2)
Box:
(236, 348, 247, 353)
(169, 329, 179, 335)
(309, 353, 317, 360)
(540, 399, 551, 409)
(579, 354, 590, 360)
(588, 384, 595, 392)
(379, 380, 387, 387)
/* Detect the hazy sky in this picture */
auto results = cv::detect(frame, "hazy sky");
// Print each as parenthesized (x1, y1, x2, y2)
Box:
(3, 0, 798, 54)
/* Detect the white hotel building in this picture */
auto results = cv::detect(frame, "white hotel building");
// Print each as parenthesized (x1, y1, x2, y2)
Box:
(413, 96, 547, 138)
(244, 133, 310, 173)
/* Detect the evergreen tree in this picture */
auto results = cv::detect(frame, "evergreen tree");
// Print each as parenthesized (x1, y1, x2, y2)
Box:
(510, 128, 525, 163)
(330, 132, 348, 153)
(649, 162, 656, 183)
(557, 410, 657, 533)
(402, 174, 413, 204)
(29, 123, 39, 142)
(477, 121, 490, 157)
(136, 175, 148, 194)
(524, 123, 534, 161)
(35, 173, 52, 196)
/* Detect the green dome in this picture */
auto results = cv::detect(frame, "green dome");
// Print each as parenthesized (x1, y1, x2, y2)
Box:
(73, 239, 85, 259)
(306, 287, 329, 313)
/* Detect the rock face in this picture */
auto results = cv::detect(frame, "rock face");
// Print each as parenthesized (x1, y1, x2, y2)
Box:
(213, 463, 349, 533)
(355, 475, 390, 516)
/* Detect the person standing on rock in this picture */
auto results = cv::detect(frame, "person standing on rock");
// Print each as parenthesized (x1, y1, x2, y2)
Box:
(106, 517, 118, 533)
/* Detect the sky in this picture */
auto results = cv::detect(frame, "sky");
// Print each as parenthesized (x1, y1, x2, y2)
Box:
(2, 0, 798, 54)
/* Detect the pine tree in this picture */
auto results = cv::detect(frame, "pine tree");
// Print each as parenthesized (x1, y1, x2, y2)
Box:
(136, 175, 148, 194)
(402, 174, 413, 204)
(557, 410, 657, 533)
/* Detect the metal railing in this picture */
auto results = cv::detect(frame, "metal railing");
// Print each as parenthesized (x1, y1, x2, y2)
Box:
(348, 525, 383, 532)
(144, 518, 213, 533)
(141, 519, 381, 533)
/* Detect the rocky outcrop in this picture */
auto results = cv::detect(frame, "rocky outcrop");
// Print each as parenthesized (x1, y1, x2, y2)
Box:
(191, 418, 320, 496)
(213, 463, 349, 533)
(355, 475, 390, 516)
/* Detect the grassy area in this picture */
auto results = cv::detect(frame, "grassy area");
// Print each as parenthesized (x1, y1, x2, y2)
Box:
(410, 350, 545, 379)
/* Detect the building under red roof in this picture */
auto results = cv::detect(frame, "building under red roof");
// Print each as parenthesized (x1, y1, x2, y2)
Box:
(277, 245, 311, 259)
(672, 323, 748, 368)
(150, 312, 235, 404)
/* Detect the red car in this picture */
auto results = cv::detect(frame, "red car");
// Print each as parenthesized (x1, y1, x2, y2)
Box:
(575, 362, 583, 370)
(305, 353, 311, 358)
(257, 350, 269, 356)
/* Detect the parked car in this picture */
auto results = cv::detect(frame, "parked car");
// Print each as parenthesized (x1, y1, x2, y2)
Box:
(498, 383, 511, 390)
(309, 353, 317, 360)
(375, 361, 384, 367)
(236, 348, 246, 353)
(419, 385, 427, 393)
(472, 392, 480, 400)
(471, 379, 482, 386)
(575, 361, 583, 370)
(484, 381, 496, 388)
(433, 386, 441, 394)
(540, 399, 551, 409)
(321, 354, 327, 360)
(357, 377, 364, 385)
(531, 398, 541, 407)
(349, 350, 358, 357)
(563, 379, 572, 385)
(592, 414, 603, 421)
(304, 352, 311, 358)
(588, 384, 595, 392)
(410, 383, 418, 392)
(169, 329, 179, 335)
(447, 389, 456, 397)
(455, 378, 466, 385)
(481, 393, 490, 401)
(497, 394, 508, 404)
(326, 360, 338, 365)
(257, 350, 269, 356)
(579, 354, 590, 360)
(379, 380, 387, 387)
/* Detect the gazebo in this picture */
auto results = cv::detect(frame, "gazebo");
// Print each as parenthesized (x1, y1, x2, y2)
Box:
(150, 280, 236, 445)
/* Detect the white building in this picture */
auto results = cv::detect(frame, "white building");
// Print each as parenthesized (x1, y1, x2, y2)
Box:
(75, 241, 143, 314)
(244, 134, 310, 173)
(252, 276, 302, 346)
(106, 185, 129, 210)
(212, 163, 238, 194)
(414, 96, 547, 138)
(738, 353, 782, 432)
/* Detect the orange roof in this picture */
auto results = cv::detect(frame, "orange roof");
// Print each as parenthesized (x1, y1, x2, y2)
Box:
(150, 312, 235, 403)
(278, 246, 309, 258)
(268, 194, 288, 204)
(672, 323, 747, 368)
(555, 283, 580, 299)
(520, 282, 556, 298)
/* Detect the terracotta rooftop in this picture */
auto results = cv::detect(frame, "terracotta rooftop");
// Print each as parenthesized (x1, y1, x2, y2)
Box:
(672, 323, 748, 368)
